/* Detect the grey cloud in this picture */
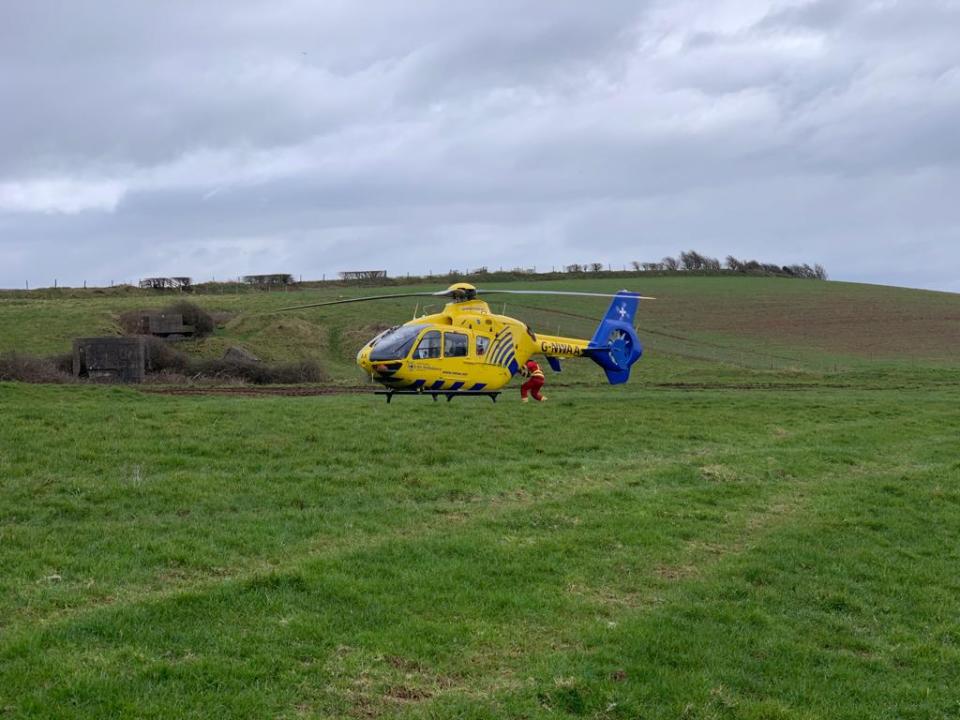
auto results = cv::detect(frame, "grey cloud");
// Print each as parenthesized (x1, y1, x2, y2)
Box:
(1, 0, 958, 292)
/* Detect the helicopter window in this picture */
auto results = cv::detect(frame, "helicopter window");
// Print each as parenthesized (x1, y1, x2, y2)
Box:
(475, 336, 490, 356)
(414, 330, 442, 359)
(445, 332, 468, 357)
(369, 324, 426, 361)
(366, 326, 396, 349)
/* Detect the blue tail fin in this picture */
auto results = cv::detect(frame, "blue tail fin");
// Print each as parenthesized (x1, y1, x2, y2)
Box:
(585, 291, 644, 385)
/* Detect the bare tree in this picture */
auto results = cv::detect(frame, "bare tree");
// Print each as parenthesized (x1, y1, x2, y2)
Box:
(626, 252, 824, 278)
(679, 250, 700, 271)
(679, 250, 718, 271)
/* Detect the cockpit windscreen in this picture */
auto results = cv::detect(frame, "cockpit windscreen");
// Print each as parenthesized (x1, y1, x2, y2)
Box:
(369, 324, 428, 361)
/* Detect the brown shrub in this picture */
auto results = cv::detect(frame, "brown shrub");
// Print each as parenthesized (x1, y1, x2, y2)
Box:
(143, 337, 191, 373)
(117, 309, 143, 335)
(50, 353, 74, 374)
(0, 345, 325, 386)
(187, 358, 326, 384)
(0, 352, 74, 383)
(143, 342, 326, 384)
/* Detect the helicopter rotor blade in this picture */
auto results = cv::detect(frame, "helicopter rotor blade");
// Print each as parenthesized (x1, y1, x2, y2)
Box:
(268, 291, 443, 313)
(264, 287, 655, 315)
(476, 289, 656, 300)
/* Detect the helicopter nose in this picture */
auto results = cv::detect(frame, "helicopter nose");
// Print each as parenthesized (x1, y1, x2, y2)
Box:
(356, 347, 373, 370)
(371, 361, 404, 378)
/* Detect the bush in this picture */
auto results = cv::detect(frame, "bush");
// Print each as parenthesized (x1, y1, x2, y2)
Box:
(0, 352, 73, 383)
(0, 347, 325, 385)
(186, 358, 326, 384)
(265, 360, 327, 384)
(143, 337, 191, 373)
(50, 353, 74, 375)
(117, 309, 143, 335)
(142, 339, 325, 384)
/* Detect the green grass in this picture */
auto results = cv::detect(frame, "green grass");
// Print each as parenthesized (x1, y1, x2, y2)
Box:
(2, 376, 959, 718)
(2, 276, 959, 717)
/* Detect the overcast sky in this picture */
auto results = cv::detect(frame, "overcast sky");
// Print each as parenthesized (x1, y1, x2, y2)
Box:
(1, 0, 958, 291)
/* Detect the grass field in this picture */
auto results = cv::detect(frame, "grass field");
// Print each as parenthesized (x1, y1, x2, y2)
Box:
(2, 276, 959, 718)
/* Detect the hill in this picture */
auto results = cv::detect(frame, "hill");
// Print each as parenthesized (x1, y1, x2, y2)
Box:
(1, 276, 958, 385)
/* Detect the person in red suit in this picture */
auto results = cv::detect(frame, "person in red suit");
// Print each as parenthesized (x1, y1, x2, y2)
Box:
(520, 359, 547, 403)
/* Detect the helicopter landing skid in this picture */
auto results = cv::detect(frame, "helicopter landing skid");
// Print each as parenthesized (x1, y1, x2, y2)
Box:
(375, 390, 500, 404)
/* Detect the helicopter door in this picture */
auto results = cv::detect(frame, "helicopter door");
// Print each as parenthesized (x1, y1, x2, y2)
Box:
(413, 330, 442, 359)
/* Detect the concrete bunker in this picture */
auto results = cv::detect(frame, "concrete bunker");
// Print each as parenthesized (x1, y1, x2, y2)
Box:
(73, 337, 146, 383)
(132, 311, 194, 338)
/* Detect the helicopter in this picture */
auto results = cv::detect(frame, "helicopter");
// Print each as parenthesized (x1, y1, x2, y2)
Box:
(276, 282, 654, 397)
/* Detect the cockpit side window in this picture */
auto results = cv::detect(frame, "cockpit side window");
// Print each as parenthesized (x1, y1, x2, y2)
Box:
(475, 335, 490, 357)
(414, 330, 442, 359)
(445, 332, 468, 357)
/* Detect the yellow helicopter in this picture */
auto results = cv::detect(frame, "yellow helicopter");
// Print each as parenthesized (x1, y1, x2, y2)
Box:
(278, 283, 654, 399)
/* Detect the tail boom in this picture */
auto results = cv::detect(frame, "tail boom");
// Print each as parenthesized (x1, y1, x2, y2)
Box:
(529, 291, 645, 385)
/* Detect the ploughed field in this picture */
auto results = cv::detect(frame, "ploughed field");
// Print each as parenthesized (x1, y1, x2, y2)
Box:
(1, 277, 959, 718)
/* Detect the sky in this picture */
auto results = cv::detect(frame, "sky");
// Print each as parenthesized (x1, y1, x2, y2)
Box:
(1, 0, 958, 292)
